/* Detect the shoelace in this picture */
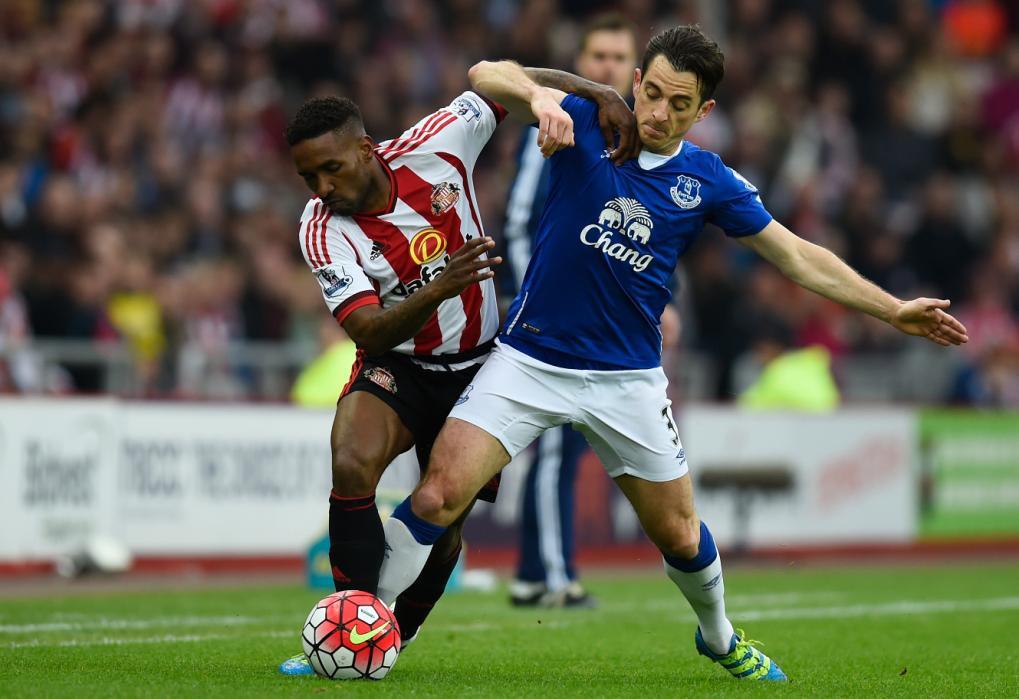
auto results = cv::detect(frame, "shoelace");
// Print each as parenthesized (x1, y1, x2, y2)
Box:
(733, 628, 765, 652)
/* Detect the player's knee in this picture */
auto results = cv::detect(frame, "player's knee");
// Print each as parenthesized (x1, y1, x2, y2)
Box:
(330, 448, 380, 496)
(411, 480, 460, 528)
(656, 516, 701, 562)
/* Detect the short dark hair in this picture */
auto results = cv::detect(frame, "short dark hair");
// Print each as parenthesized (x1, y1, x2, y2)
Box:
(640, 25, 725, 102)
(579, 12, 636, 52)
(284, 96, 363, 146)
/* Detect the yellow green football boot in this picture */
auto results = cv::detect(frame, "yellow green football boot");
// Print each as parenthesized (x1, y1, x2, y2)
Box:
(695, 628, 788, 681)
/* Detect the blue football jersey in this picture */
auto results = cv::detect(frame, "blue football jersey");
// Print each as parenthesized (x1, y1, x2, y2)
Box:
(501, 94, 773, 370)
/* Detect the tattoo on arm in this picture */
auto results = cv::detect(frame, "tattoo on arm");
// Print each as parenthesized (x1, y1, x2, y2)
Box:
(523, 68, 612, 102)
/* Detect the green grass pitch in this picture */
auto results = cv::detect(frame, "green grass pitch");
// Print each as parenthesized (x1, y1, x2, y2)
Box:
(3, 563, 1018, 697)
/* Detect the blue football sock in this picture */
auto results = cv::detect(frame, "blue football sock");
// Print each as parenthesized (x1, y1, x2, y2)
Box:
(392, 497, 447, 545)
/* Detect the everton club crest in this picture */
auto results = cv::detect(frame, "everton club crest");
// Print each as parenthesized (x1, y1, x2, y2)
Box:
(430, 182, 460, 215)
(670, 175, 702, 210)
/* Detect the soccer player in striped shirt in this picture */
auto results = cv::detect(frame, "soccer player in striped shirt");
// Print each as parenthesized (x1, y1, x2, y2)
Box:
(278, 89, 636, 674)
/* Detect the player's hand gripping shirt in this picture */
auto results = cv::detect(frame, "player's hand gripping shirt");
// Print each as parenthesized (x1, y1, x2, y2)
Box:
(298, 92, 505, 357)
(501, 95, 773, 370)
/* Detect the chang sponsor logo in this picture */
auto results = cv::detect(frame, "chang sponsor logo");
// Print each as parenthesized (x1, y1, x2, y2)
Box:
(579, 197, 655, 272)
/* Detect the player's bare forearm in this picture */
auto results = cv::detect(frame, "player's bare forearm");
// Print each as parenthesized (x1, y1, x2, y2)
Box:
(468, 60, 551, 121)
(469, 60, 573, 157)
(341, 286, 447, 357)
(740, 220, 968, 346)
(523, 68, 613, 104)
(785, 241, 900, 322)
(775, 243, 970, 345)
(342, 236, 502, 355)
(741, 222, 900, 321)
(524, 67, 638, 162)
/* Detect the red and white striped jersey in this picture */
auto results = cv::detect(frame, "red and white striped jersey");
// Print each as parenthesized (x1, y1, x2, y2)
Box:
(298, 91, 507, 360)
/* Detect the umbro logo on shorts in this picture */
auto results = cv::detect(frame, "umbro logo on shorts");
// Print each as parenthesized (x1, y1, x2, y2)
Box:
(455, 384, 473, 406)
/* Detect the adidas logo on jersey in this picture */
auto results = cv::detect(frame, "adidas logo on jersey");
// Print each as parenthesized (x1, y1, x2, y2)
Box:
(579, 197, 655, 273)
(369, 241, 386, 261)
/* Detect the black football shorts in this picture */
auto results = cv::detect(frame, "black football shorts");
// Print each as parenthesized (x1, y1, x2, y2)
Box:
(341, 344, 500, 502)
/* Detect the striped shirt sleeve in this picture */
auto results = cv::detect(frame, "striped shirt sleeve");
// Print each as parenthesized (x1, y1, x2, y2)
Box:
(438, 90, 506, 166)
(298, 201, 379, 324)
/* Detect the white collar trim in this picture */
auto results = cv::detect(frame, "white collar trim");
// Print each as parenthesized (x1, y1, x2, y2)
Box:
(637, 140, 684, 170)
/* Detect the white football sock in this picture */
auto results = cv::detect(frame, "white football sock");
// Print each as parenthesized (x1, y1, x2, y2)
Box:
(664, 555, 734, 655)
(376, 515, 435, 606)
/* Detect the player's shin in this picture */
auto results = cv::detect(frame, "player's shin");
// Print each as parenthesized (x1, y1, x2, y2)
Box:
(328, 491, 385, 593)
(662, 521, 734, 655)
(377, 497, 447, 606)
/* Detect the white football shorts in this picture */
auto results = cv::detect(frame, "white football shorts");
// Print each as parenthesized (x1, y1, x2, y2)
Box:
(449, 341, 689, 482)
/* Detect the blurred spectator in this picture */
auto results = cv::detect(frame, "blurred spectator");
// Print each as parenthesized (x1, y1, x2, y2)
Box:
(0, 243, 41, 392)
(951, 267, 1019, 404)
(941, 0, 1008, 58)
(0, 0, 1013, 403)
(291, 318, 358, 408)
(903, 173, 981, 301)
(736, 314, 841, 413)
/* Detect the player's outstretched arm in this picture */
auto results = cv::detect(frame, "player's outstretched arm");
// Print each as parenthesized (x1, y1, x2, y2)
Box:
(468, 60, 572, 158)
(341, 237, 502, 355)
(738, 221, 969, 347)
(523, 67, 640, 164)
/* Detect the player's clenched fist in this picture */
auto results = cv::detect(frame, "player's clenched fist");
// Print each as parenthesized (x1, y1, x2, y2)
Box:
(594, 88, 639, 165)
(532, 88, 574, 158)
(433, 236, 502, 299)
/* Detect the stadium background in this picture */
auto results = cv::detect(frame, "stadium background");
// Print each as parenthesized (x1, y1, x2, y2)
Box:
(1, 1, 1018, 570)
(2, 3, 1019, 695)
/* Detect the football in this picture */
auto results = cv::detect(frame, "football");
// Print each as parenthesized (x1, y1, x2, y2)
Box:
(301, 590, 402, 679)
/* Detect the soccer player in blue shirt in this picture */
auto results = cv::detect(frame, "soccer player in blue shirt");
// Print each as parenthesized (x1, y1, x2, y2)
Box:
(504, 12, 678, 610)
(378, 26, 969, 680)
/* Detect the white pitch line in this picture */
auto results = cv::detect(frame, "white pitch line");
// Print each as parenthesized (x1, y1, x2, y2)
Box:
(436, 596, 1019, 634)
(631, 591, 844, 612)
(5, 596, 1019, 650)
(3, 630, 293, 649)
(0, 615, 293, 634)
(726, 591, 845, 606)
(733, 596, 1019, 622)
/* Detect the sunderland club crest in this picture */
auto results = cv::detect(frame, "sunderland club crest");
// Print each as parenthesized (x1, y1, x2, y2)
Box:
(363, 367, 397, 394)
(430, 182, 460, 215)
(670, 175, 702, 210)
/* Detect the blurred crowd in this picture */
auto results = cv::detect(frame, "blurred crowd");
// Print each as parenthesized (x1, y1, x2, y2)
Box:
(0, 0, 1017, 404)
